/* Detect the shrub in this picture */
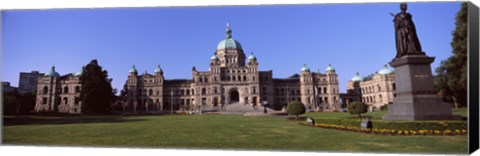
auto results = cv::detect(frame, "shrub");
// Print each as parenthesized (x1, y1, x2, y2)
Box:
(348, 102, 368, 119)
(286, 101, 306, 119)
(380, 105, 388, 111)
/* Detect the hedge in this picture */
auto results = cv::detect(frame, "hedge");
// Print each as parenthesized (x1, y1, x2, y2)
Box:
(313, 118, 467, 131)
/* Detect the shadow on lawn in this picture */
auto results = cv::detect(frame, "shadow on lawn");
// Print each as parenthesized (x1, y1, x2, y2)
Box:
(3, 114, 146, 126)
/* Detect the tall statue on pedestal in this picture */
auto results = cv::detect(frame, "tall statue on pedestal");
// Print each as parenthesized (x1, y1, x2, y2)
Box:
(393, 3, 424, 59)
(383, 3, 458, 121)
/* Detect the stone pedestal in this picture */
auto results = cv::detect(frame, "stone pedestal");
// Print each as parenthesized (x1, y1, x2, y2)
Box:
(382, 55, 457, 120)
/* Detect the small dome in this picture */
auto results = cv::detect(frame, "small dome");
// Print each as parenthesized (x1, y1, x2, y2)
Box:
(129, 65, 137, 73)
(155, 65, 163, 74)
(351, 72, 363, 82)
(378, 64, 393, 75)
(216, 23, 243, 50)
(325, 64, 335, 71)
(301, 64, 310, 72)
(74, 66, 84, 77)
(44, 66, 60, 77)
(248, 52, 256, 61)
(210, 55, 220, 61)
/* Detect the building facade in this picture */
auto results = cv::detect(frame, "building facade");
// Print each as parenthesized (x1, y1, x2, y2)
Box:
(18, 70, 45, 94)
(2, 81, 17, 93)
(343, 65, 396, 110)
(124, 24, 340, 113)
(34, 66, 83, 113)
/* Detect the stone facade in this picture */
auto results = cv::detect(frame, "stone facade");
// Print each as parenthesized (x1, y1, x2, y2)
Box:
(2, 81, 17, 93)
(34, 66, 82, 114)
(343, 65, 396, 111)
(18, 70, 45, 94)
(124, 24, 340, 113)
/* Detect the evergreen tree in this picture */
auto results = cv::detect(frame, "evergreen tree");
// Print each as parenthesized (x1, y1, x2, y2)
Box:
(348, 102, 368, 119)
(80, 59, 115, 114)
(434, 3, 468, 108)
(286, 101, 306, 119)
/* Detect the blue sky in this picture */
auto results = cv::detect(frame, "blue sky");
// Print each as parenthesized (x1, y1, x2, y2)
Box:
(2, 2, 462, 93)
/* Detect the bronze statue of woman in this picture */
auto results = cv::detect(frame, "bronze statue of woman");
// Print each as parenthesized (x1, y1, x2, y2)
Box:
(393, 3, 423, 58)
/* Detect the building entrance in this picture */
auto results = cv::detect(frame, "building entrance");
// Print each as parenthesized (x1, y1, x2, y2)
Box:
(230, 90, 239, 103)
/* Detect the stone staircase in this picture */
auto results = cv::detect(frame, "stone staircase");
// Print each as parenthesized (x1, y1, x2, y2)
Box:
(223, 102, 258, 112)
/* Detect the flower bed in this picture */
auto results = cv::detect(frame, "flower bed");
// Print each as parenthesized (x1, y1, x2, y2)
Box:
(313, 118, 467, 131)
(301, 119, 468, 136)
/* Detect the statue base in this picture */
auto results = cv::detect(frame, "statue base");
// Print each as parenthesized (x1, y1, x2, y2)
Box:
(382, 54, 460, 121)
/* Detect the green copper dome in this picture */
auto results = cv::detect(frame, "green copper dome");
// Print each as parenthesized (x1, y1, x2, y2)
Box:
(248, 52, 256, 61)
(129, 65, 137, 73)
(74, 66, 84, 77)
(216, 23, 243, 50)
(301, 64, 310, 72)
(325, 64, 335, 71)
(210, 55, 220, 61)
(351, 72, 363, 82)
(378, 64, 393, 75)
(44, 66, 60, 77)
(155, 65, 163, 74)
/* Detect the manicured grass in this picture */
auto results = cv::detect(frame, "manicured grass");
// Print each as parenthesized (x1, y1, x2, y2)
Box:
(3, 113, 467, 154)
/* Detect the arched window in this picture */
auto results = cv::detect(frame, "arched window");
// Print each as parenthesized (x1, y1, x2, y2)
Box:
(243, 76, 247, 81)
(232, 76, 236, 81)
(202, 88, 206, 95)
(214, 87, 218, 94)
(323, 87, 327, 94)
(75, 86, 80, 93)
(149, 89, 153, 96)
(64, 86, 69, 94)
(186, 90, 190, 95)
(43, 86, 48, 94)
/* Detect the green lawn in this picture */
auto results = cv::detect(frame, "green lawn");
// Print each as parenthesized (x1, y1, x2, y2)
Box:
(3, 113, 468, 154)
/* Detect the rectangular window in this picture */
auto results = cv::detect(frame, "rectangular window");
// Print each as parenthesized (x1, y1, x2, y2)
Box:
(74, 97, 80, 105)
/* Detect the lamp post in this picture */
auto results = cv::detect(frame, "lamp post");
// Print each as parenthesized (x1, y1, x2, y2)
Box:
(314, 86, 318, 111)
(170, 89, 174, 114)
(286, 86, 290, 110)
(262, 100, 268, 114)
(200, 88, 203, 115)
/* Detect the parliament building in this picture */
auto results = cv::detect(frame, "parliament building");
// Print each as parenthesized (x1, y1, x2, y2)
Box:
(33, 24, 341, 114)
(123, 24, 340, 113)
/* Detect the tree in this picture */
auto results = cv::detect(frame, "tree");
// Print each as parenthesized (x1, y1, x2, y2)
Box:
(16, 92, 36, 114)
(348, 102, 367, 119)
(3, 90, 36, 115)
(286, 101, 306, 119)
(3, 90, 20, 115)
(80, 59, 115, 114)
(434, 3, 468, 108)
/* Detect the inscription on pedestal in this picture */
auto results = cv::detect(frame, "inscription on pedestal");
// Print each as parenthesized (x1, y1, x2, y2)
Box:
(414, 74, 428, 80)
